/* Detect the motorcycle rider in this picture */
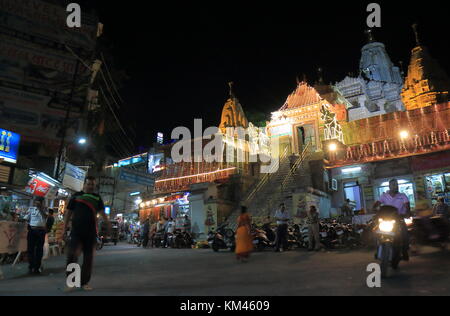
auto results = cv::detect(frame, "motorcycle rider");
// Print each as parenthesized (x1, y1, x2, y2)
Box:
(372, 179, 411, 261)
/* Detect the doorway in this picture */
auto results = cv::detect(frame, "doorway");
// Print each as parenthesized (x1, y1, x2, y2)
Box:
(343, 181, 363, 211)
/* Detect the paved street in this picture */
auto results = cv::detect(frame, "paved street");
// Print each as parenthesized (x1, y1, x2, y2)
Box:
(1, 243, 450, 296)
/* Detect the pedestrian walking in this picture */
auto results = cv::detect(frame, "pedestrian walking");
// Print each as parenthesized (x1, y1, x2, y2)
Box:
(274, 203, 291, 252)
(24, 196, 48, 274)
(235, 206, 253, 262)
(63, 176, 111, 291)
(307, 206, 321, 251)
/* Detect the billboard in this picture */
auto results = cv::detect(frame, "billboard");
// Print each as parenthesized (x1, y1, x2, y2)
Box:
(0, 128, 20, 163)
(0, 85, 81, 144)
(0, 35, 88, 113)
(119, 168, 156, 187)
(25, 177, 52, 197)
(62, 162, 87, 192)
(0, 0, 98, 51)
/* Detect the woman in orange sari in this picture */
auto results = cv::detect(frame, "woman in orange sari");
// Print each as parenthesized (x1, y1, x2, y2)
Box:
(235, 206, 253, 262)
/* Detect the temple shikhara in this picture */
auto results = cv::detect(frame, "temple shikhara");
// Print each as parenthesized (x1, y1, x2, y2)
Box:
(137, 25, 450, 237)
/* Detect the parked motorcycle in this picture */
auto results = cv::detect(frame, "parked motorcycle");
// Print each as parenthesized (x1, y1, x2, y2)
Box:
(252, 225, 273, 251)
(173, 230, 195, 248)
(208, 223, 235, 252)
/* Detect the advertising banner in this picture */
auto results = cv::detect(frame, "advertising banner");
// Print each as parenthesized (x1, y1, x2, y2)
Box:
(119, 168, 156, 187)
(62, 162, 87, 192)
(0, 85, 81, 144)
(0, 128, 20, 163)
(0, 221, 28, 254)
(25, 177, 52, 197)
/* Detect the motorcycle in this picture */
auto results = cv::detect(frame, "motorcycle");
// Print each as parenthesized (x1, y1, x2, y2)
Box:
(173, 230, 195, 248)
(374, 208, 403, 278)
(407, 215, 449, 253)
(208, 223, 235, 252)
(252, 225, 273, 251)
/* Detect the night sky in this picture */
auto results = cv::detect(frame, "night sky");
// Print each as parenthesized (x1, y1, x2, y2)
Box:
(79, 1, 449, 153)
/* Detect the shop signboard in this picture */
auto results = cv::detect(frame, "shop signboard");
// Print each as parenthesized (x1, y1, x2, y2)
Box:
(0, 221, 28, 254)
(0, 128, 20, 164)
(0, 86, 81, 145)
(62, 163, 87, 192)
(118, 168, 155, 187)
(25, 177, 52, 197)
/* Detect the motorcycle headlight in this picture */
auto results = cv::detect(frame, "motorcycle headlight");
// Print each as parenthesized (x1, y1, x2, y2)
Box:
(404, 217, 413, 225)
(378, 219, 396, 233)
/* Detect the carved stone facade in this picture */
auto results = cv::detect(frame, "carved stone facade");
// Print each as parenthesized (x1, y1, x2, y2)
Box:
(267, 82, 347, 154)
(219, 96, 248, 133)
(401, 45, 450, 110)
(335, 41, 404, 121)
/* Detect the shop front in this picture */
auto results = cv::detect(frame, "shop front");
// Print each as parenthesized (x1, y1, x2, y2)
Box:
(139, 193, 191, 224)
(411, 151, 450, 207)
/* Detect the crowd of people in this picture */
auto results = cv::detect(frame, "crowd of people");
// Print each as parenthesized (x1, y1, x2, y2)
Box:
(233, 179, 450, 263)
(137, 215, 192, 248)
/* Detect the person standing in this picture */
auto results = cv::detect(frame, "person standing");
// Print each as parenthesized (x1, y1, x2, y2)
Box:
(63, 176, 110, 291)
(307, 206, 321, 251)
(24, 196, 48, 274)
(164, 217, 175, 248)
(142, 218, 150, 248)
(235, 206, 253, 262)
(274, 203, 291, 252)
(373, 179, 411, 261)
(433, 197, 449, 219)
(341, 199, 353, 217)
(46, 209, 55, 234)
(183, 214, 191, 233)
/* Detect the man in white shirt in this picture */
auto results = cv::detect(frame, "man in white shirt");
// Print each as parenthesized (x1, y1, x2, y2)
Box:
(274, 203, 291, 252)
(24, 196, 48, 274)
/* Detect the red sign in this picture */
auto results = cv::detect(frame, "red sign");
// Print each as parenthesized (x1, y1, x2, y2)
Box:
(25, 178, 52, 197)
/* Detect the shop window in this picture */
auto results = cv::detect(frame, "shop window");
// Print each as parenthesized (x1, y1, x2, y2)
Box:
(425, 173, 450, 205)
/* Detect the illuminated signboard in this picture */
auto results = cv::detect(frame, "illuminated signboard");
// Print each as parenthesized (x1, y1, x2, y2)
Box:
(0, 129, 20, 164)
(118, 154, 146, 167)
(148, 153, 164, 174)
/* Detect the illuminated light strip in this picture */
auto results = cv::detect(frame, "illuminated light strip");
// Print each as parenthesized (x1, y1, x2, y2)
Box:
(155, 167, 236, 183)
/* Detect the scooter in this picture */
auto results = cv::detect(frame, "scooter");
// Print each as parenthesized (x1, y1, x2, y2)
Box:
(208, 223, 235, 252)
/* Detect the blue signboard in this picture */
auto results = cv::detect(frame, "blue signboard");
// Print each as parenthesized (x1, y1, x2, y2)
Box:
(0, 129, 20, 164)
(119, 168, 155, 187)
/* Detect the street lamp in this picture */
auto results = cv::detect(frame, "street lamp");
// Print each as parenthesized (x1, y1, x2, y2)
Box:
(328, 143, 337, 152)
(78, 137, 87, 145)
(399, 130, 409, 140)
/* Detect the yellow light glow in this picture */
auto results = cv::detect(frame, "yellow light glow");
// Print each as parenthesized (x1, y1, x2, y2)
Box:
(140, 203, 146, 208)
(399, 130, 409, 139)
(379, 219, 396, 233)
(155, 167, 237, 183)
(328, 143, 337, 152)
(146, 201, 151, 206)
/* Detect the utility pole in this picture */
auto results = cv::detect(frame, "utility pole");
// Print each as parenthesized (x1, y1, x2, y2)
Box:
(54, 58, 81, 180)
